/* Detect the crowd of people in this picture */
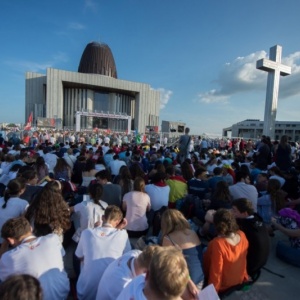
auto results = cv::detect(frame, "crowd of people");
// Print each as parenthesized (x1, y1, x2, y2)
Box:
(0, 127, 299, 299)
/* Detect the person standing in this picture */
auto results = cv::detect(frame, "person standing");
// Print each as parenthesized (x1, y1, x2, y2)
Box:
(178, 127, 191, 163)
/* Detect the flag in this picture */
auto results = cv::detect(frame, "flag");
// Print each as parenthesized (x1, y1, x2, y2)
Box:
(24, 112, 33, 131)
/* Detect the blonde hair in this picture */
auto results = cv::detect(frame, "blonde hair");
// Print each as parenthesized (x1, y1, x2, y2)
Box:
(137, 245, 161, 269)
(161, 209, 190, 237)
(148, 247, 189, 298)
(133, 177, 145, 192)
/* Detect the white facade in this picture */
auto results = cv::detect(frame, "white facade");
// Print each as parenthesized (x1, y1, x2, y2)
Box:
(223, 119, 300, 141)
(161, 120, 186, 138)
(25, 68, 160, 132)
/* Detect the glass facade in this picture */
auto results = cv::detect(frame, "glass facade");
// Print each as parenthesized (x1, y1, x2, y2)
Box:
(63, 88, 135, 131)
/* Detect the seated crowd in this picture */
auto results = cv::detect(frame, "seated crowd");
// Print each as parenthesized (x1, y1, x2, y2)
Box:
(0, 131, 299, 299)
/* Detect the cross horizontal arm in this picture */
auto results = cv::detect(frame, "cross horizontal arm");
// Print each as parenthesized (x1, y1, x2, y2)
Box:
(256, 58, 291, 76)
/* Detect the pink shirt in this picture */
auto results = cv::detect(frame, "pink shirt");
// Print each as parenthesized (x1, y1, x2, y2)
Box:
(123, 191, 150, 231)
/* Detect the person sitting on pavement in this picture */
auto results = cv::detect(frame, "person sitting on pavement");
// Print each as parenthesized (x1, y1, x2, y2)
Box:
(232, 198, 270, 279)
(75, 205, 131, 300)
(165, 165, 187, 208)
(0, 217, 70, 300)
(116, 247, 190, 300)
(122, 177, 151, 238)
(96, 245, 160, 300)
(229, 170, 258, 212)
(203, 208, 249, 295)
(271, 207, 300, 267)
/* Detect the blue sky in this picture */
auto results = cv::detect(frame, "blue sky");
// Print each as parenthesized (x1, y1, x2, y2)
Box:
(1, 0, 300, 136)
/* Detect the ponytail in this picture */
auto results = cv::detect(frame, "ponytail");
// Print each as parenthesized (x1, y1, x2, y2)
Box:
(2, 178, 26, 209)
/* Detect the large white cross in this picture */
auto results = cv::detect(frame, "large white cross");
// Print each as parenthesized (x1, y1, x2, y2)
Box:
(256, 45, 291, 139)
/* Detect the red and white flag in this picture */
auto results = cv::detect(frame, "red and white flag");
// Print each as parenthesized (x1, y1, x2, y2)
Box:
(24, 112, 33, 131)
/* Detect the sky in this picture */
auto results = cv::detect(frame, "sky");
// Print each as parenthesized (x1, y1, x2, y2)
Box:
(1, 0, 300, 136)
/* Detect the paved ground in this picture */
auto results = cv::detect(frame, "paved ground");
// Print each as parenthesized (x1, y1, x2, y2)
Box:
(225, 231, 299, 300)
(64, 230, 299, 300)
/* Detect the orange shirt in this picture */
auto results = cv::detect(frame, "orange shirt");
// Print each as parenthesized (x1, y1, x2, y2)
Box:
(203, 230, 249, 293)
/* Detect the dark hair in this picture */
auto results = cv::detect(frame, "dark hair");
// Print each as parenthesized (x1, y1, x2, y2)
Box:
(118, 166, 132, 196)
(88, 183, 105, 208)
(213, 167, 222, 176)
(2, 178, 26, 209)
(1, 217, 31, 240)
(36, 156, 46, 169)
(25, 181, 71, 236)
(194, 167, 207, 178)
(19, 170, 37, 182)
(267, 179, 286, 213)
(10, 164, 22, 172)
(165, 165, 175, 176)
(181, 161, 194, 181)
(0, 274, 43, 300)
(151, 172, 166, 184)
(96, 169, 111, 182)
(235, 171, 249, 182)
(213, 208, 239, 236)
(54, 158, 70, 173)
(130, 163, 145, 180)
(232, 198, 254, 215)
(212, 181, 231, 204)
(84, 159, 95, 172)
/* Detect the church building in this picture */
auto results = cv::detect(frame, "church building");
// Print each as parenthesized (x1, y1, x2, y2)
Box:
(25, 42, 160, 132)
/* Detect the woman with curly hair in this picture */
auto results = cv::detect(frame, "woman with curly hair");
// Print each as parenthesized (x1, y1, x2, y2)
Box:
(203, 209, 249, 294)
(25, 181, 71, 242)
(0, 178, 28, 243)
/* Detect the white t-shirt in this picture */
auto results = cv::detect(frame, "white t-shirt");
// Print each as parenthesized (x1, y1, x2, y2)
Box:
(123, 191, 150, 231)
(145, 184, 170, 211)
(0, 197, 28, 243)
(116, 274, 147, 300)
(75, 226, 131, 300)
(74, 199, 108, 232)
(96, 249, 141, 300)
(109, 159, 126, 176)
(0, 234, 69, 300)
(44, 153, 58, 172)
(229, 182, 258, 212)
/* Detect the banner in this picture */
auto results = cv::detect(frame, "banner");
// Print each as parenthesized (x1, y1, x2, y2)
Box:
(24, 112, 33, 131)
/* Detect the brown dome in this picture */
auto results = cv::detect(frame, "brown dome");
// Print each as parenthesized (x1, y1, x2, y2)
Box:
(78, 42, 117, 78)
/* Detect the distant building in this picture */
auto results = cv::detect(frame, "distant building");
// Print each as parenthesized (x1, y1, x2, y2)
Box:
(161, 120, 186, 138)
(223, 119, 300, 141)
(25, 42, 160, 132)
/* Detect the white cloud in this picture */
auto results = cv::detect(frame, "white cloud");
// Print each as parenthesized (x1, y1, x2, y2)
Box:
(68, 22, 86, 30)
(84, 0, 98, 11)
(198, 89, 229, 104)
(198, 49, 300, 104)
(157, 88, 172, 109)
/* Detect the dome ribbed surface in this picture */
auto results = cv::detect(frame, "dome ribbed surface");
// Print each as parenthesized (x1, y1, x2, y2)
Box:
(78, 42, 117, 78)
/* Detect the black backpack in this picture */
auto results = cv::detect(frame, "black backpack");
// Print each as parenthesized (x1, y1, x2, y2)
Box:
(179, 194, 200, 219)
(152, 206, 168, 236)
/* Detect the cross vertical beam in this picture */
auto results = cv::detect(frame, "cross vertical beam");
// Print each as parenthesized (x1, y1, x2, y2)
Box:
(256, 45, 291, 139)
